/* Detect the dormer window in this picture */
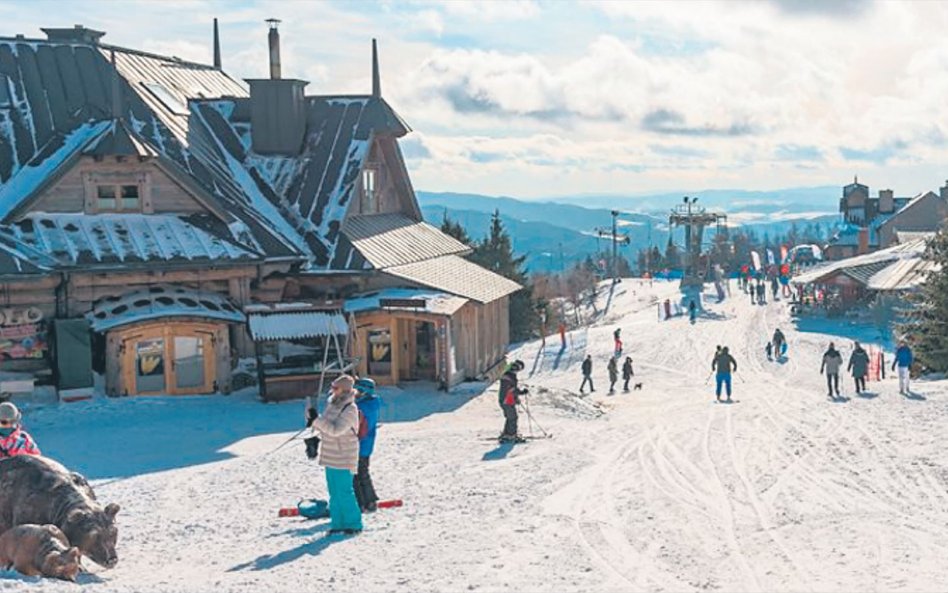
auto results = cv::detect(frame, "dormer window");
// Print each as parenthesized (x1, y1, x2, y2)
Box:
(95, 183, 141, 212)
(362, 167, 378, 213)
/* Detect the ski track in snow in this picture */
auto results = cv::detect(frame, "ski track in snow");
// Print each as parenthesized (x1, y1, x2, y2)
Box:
(15, 278, 948, 592)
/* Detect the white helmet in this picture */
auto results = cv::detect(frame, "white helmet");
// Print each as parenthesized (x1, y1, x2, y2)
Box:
(0, 401, 20, 424)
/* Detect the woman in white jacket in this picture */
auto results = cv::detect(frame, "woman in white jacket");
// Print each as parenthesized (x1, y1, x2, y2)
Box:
(311, 375, 363, 535)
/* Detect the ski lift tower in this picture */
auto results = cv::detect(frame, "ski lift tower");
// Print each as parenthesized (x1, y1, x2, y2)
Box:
(669, 196, 728, 288)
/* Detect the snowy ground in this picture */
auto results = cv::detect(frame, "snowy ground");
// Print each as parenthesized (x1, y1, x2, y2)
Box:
(6, 278, 948, 592)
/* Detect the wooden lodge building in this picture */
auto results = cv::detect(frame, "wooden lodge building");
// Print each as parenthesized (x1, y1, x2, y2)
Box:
(0, 22, 519, 398)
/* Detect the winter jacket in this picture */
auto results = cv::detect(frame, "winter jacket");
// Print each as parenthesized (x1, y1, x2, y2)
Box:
(893, 345, 913, 369)
(312, 390, 360, 473)
(0, 427, 40, 458)
(355, 393, 381, 458)
(607, 358, 618, 381)
(712, 351, 737, 374)
(581, 358, 592, 377)
(772, 330, 785, 346)
(821, 349, 843, 375)
(622, 360, 634, 380)
(499, 370, 523, 406)
(848, 348, 870, 378)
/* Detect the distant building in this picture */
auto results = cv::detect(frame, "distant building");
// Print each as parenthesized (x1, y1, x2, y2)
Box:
(0, 23, 519, 397)
(824, 177, 948, 260)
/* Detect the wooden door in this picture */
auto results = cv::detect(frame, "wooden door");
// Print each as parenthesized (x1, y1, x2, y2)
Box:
(121, 323, 217, 395)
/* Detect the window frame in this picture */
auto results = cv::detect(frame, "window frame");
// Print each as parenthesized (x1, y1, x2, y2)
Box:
(94, 182, 143, 213)
(361, 165, 379, 213)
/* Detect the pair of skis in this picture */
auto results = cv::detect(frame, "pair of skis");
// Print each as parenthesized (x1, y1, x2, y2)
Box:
(278, 498, 403, 518)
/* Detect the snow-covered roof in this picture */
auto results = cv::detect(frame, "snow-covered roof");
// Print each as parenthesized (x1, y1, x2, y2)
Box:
(342, 214, 470, 269)
(87, 285, 245, 332)
(867, 257, 940, 291)
(344, 288, 469, 316)
(383, 255, 522, 304)
(0, 213, 260, 267)
(795, 236, 929, 285)
(247, 311, 348, 341)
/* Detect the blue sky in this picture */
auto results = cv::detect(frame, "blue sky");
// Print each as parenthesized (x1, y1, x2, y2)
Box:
(4, 0, 948, 199)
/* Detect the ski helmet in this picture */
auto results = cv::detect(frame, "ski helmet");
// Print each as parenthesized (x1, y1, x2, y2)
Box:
(0, 402, 21, 425)
(354, 377, 376, 395)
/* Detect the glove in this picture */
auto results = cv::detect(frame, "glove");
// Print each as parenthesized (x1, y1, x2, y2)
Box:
(518, 388, 529, 395)
(305, 407, 318, 427)
(304, 436, 320, 460)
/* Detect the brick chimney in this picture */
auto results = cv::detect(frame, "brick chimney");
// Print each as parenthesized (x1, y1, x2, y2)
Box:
(879, 189, 894, 214)
(857, 227, 869, 255)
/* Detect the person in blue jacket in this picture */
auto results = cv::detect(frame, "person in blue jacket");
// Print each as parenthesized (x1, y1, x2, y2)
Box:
(892, 340, 914, 395)
(353, 377, 381, 512)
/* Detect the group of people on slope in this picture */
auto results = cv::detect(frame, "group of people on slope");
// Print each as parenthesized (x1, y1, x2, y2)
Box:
(820, 339, 914, 397)
(580, 353, 634, 395)
(306, 375, 381, 536)
(766, 328, 786, 360)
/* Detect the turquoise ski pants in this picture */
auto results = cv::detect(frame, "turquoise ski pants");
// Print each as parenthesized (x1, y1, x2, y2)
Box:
(326, 467, 363, 531)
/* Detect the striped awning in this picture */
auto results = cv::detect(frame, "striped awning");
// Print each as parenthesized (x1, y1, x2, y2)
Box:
(248, 311, 348, 341)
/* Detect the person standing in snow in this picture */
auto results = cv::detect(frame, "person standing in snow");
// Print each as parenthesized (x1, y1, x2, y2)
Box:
(756, 281, 766, 304)
(770, 276, 779, 300)
(772, 328, 786, 357)
(820, 342, 843, 398)
(712, 346, 737, 402)
(847, 341, 870, 394)
(0, 402, 40, 458)
(892, 340, 914, 394)
(765, 341, 773, 361)
(580, 355, 594, 393)
(310, 375, 362, 535)
(498, 360, 527, 441)
(607, 356, 618, 395)
(688, 300, 697, 323)
(622, 357, 634, 392)
(613, 328, 623, 357)
(353, 377, 381, 513)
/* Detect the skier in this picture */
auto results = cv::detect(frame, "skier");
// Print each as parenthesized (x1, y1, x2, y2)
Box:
(622, 357, 634, 392)
(712, 346, 737, 402)
(892, 340, 914, 394)
(613, 328, 623, 357)
(310, 375, 363, 535)
(607, 356, 618, 395)
(498, 360, 527, 442)
(353, 377, 380, 513)
(688, 300, 697, 324)
(580, 355, 594, 393)
(820, 342, 843, 398)
(0, 402, 40, 458)
(772, 328, 786, 358)
(847, 341, 870, 394)
(765, 341, 773, 361)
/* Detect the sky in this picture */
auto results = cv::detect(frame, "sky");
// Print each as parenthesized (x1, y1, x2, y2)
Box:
(3, 0, 948, 200)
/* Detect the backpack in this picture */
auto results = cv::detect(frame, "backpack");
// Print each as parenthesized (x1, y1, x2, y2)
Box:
(357, 409, 369, 440)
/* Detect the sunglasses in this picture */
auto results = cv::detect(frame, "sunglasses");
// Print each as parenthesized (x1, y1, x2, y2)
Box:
(0, 420, 14, 427)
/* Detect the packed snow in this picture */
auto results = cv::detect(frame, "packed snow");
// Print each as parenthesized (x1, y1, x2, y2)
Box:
(7, 277, 948, 592)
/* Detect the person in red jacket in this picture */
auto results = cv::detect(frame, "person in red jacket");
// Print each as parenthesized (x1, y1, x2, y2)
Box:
(0, 402, 40, 458)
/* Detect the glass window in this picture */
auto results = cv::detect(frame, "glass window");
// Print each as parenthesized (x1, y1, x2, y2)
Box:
(97, 185, 117, 211)
(362, 168, 377, 212)
(135, 338, 166, 393)
(174, 336, 205, 389)
(121, 185, 140, 210)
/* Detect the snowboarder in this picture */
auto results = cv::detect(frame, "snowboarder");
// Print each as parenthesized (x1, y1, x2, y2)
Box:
(820, 342, 843, 397)
(892, 340, 914, 394)
(712, 346, 737, 402)
(688, 300, 697, 324)
(498, 360, 527, 442)
(310, 375, 363, 535)
(580, 355, 594, 393)
(0, 402, 40, 458)
(772, 328, 786, 358)
(847, 342, 870, 394)
(765, 341, 773, 361)
(622, 357, 634, 392)
(353, 377, 380, 513)
(607, 356, 618, 395)
(613, 328, 623, 357)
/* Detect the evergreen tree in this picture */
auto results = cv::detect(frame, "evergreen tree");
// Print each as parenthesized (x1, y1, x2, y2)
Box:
(899, 229, 948, 372)
(440, 210, 471, 245)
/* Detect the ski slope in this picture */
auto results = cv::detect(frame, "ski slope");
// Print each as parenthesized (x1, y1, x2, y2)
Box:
(9, 278, 948, 592)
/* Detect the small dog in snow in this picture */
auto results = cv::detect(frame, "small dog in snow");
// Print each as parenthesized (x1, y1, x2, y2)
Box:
(633, 383, 643, 390)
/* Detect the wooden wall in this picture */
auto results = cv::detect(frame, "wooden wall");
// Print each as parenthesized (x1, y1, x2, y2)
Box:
(449, 297, 509, 384)
(347, 137, 420, 219)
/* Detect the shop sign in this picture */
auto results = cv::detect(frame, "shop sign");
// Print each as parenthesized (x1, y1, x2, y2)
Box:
(0, 307, 43, 326)
(379, 298, 426, 309)
(0, 322, 46, 359)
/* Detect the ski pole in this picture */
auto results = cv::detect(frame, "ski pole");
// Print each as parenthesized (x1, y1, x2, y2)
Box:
(704, 371, 713, 385)
(268, 425, 310, 455)
(521, 395, 550, 437)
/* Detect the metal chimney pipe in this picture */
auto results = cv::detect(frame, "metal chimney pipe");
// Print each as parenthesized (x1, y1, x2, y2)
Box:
(266, 18, 281, 80)
(213, 18, 221, 69)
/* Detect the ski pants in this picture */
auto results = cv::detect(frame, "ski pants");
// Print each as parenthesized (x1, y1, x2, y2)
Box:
(325, 467, 363, 531)
(826, 373, 839, 395)
(501, 403, 518, 436)
(854, 375, 866, 393)
(898, 366, 910, 393)
(623, 377, 630, 391)
(353, 456, 379, 511)
(715, 373, 732, 398)
(580, 375, 594, 392)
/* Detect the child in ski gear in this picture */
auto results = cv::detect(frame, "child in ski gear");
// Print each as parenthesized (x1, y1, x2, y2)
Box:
(311, 375, 363, 534)
(847, 342, 870, 394)
(0, 402, 40, 458)
(712, 346, 737, 402)
(892, 341, 913, 394)
(622, 357, 634, 392)
(821, 342, 843, 397)
(613, 328, 623, 356)
(499, 360, 527, 441)
(688, 300, 697, 323)
(772, 328, 786, 357)
(580, 355, 594, 393)
(607, 356, 618, 394)
(353, 377, 381, 513)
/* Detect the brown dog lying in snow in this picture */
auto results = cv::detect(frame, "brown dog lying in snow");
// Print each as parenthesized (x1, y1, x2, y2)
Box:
(0, 524, 81, 581)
